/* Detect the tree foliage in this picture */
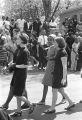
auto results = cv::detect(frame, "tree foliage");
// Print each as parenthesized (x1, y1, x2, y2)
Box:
(4, 0, 82, 21)
(4, 0, 43, 20)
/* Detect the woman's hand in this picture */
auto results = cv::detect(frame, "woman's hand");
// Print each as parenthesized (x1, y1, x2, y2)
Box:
(61, 78, 66, 85)
(8, 63, 16, 73)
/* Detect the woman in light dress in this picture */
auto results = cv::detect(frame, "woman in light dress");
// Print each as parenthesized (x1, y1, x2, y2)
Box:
(43, 37, 75, 114)
(38, 34, 65, 105)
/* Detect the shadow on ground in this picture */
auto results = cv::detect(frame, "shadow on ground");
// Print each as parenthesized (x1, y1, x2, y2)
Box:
(6, 102, 82, 120)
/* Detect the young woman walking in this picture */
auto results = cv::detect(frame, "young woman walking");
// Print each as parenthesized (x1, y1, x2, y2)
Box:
(43, 37, 75, 114)
(9, 33, 35, 117)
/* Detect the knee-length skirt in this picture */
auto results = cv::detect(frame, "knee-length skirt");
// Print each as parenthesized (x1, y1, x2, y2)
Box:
(10, 68, 27, 96)
(42, 60, 55, 86)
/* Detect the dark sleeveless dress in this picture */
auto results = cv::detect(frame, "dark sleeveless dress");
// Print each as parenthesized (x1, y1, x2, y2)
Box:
(10, 47, 29, 96)
(52, 49, 67, 89)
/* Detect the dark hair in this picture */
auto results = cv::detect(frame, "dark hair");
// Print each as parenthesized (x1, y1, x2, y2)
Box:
(19, 33, 29, 44)
(11, 18, 14, 22)
(55, 37, 66, 49)
(6, 16, 9, 21)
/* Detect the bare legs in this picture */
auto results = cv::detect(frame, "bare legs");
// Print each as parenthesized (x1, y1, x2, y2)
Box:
(1, 87, 28, 109)
(48, 88, 74, 111)
(39, 85, 65, 104)
(16, 96, 31, 112)
(2, 86, 14, 109)
(40, 85, 48, 103)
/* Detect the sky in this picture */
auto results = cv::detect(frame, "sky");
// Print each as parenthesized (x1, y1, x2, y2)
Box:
(0, 0, 5, 7)
(0, 0, 5, 15)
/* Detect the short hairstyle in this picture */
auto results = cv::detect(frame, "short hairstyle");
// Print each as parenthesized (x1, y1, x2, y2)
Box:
(48, 34, 56, 41)
(55, 37, 66, 49)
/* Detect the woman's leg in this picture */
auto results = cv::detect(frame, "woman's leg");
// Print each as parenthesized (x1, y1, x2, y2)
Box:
(44, 88, 58, 112)
(41, 85, 48, 102)
(58, 89, 66, 103)
(20, 96, 31, 106)
(50, 88, 58, 110)
(16, 96, 31, 112)
(16, 97, 21, 112)
(2, 86, 14, 109)
(59, 88, 74, 106)
(22, 89, 28, 99)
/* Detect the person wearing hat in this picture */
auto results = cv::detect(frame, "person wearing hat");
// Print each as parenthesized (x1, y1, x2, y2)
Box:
(6, 33, 35, 117)
(43, 37, 75, 114)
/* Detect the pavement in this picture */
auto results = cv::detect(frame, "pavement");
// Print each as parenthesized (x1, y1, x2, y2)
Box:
(0, 67, 82, 120)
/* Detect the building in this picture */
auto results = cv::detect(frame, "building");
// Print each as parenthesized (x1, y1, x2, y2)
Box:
(59, 5, 82, 35)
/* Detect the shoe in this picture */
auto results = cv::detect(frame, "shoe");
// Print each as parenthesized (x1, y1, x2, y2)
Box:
(65, 104, 75, 110)
(10, 111, 22, 117)
(79, 100, 82, 103)
(43, 109, 56, 114)
(28, 104, 35, 114)
(21, 103, 29, 109)
(0, 105, 8, 110)
(37, 101, 45, 105)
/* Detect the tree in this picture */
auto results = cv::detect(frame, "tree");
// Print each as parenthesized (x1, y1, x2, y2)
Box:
(4, 0, 43, 20)
(42, 0, 60, 22)
(42, 0, 51, 21)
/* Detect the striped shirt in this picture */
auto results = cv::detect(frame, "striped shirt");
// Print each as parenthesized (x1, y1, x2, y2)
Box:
(0, 45, 7, 62)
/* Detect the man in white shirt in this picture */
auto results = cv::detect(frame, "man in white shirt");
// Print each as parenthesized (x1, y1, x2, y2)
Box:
(16, 18, 26, 32)
(37, 29, 48, 69)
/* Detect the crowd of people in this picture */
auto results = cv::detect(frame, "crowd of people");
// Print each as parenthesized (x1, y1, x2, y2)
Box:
(0, 15, 82, 118)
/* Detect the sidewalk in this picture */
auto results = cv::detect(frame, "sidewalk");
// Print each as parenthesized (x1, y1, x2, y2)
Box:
(0, 69, 82, 120)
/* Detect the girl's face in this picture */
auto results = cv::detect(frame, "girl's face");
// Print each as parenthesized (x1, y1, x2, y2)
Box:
(15, 35, 22, 46)
(48, 36, 58, 48)
(48, 36, 54, 46)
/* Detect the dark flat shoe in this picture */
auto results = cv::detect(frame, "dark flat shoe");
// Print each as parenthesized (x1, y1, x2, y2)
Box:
(0, 105, 8, 110)
(37, 101, 45, 105)
(21, 103, 29, 109)
(65, 104, 75, 110)
(79, 100, 82, 103)
(10, 111, 22, 117)
(43, 109, 56, 114)
(28, 104, 35, 114)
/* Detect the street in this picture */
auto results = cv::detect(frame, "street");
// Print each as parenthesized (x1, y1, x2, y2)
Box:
(0, 69, 82, 120)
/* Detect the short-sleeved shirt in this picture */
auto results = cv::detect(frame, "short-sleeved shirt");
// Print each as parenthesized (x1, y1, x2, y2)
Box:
(38, 35, 48, 46)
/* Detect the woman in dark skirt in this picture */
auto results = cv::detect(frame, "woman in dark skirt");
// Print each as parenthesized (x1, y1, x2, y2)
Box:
(9, 33, 34, 117)
(44, 37, 75, 114)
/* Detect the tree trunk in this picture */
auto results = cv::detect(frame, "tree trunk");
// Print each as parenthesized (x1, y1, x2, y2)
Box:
(49, 0, 60, 22)
(42, 0, 51, 21)
(42, 0, 60, 22)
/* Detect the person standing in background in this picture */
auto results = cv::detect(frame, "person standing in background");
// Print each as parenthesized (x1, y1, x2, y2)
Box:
(37, 29, 48, 70)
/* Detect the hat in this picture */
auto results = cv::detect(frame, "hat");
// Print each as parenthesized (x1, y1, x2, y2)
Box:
(19, 33, 29, 44)
(55, 37, 66, 49)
